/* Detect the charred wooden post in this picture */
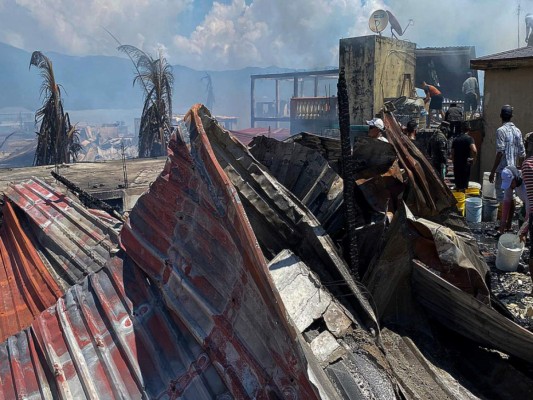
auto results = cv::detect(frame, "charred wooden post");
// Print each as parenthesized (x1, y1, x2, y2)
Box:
(51, 171, 124, 221)
(338, 68, 359, 279)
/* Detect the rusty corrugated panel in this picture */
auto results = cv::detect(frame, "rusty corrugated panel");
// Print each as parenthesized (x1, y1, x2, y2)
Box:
(248, 136, 344, 237)
(0, 201, 63, 342)
(121, 104, 320, 398)
(6, 177, 120, 286)
(0, 257, 232, 399)
(284, 132, 342, 173)
(382, 112, 455, 217)
(196, 105, 378, 333)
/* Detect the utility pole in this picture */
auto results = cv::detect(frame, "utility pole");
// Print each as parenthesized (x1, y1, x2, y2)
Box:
(518, 1, 521, 47)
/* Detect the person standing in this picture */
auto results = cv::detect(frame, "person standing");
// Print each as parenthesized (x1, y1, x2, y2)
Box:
(499, 166, 528, 234)
(520, 146, 533, 294)
(462, 72, 479, 113)
(422, 81, 445, 124)
(445, 102, 463, 137)
(451, 123, 477, 190)
(427, 125, 448, 179)
(489, 105, 526, 204)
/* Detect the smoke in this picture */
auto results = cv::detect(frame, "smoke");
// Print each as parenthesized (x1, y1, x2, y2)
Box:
(390, 0, 533, 56)
(172, 0, 386, 69)
(0, 0, 192, 55)
(0, 0, 532, 69)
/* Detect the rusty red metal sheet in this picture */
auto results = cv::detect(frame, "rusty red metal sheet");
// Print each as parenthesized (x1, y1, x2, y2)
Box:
(121, 104, 319, 398)
(0, 201, 63, 342)
(0, 257, 232, 399)
(382, 112, 455, 217)
(6, 178, 120, 286)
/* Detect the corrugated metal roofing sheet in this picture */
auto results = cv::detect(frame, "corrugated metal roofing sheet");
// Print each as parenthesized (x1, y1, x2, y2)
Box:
(229, 128, 290, 145)
(121, 104, 320, 398)
(6, 177, 121, 287)
(473, 46, 533, 61)
(0, 201, 63, 342)
(0, 257, 232, 399)
(248, 135, 344, 237)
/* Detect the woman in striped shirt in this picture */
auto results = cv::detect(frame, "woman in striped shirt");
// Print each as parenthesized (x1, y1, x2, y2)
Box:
(520, 133, 533, 294)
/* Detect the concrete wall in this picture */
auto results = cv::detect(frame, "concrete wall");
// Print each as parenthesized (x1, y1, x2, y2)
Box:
(480, 67, 533, 174)
(339, 35, 416, 125)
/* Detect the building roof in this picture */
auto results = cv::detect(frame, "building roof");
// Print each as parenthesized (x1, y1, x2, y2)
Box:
(0, 157, 166, 194)
(471, 46, 533, 70)
(415, 46, 476, 56)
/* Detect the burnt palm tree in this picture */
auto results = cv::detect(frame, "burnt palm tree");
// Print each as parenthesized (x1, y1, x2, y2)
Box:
(29, 51, 81, 166)
(118, 45, 173, 158)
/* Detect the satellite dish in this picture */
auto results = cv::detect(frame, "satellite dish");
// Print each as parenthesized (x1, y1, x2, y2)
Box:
(369, 10, 389, 34)
(386, 11, 403, 36)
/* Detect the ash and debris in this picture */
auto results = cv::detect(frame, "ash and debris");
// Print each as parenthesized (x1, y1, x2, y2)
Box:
(468, 221, 533, 331)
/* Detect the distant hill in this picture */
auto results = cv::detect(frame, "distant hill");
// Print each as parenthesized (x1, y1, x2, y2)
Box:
(0, 42, 297, 129)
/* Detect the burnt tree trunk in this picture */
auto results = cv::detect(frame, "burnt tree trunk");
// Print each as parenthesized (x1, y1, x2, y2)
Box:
(338, 68, 359, 279)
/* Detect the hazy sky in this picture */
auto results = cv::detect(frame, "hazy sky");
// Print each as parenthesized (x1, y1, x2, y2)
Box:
(0, 0, 532, 70)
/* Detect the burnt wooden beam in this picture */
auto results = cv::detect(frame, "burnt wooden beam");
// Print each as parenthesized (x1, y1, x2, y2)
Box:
(338, 67, 359, 279)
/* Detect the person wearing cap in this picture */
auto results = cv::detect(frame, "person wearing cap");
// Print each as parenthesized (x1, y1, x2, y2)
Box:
(489, 105, 525, 203)
(451, 122, 477, 190)
(366, 118, 388, 143)
(499, 166, 528, 234)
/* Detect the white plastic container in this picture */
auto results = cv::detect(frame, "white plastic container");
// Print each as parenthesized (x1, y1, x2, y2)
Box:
(495, 233, 524, 271)
(465, 197, 482, 222)
(482, 172, 496, 199)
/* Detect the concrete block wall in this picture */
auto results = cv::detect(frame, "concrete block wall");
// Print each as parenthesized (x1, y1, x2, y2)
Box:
(481, 67, 533, 175)
(339, 35, 416, 125)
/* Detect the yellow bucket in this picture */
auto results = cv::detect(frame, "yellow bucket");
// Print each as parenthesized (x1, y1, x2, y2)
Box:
(465, 187, 480, 197)
(466, 181, 481, 197)
(452, 190, 466, 216)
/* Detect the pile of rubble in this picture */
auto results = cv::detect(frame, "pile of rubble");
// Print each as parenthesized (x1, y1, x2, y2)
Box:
(0, 103, 531, 398)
